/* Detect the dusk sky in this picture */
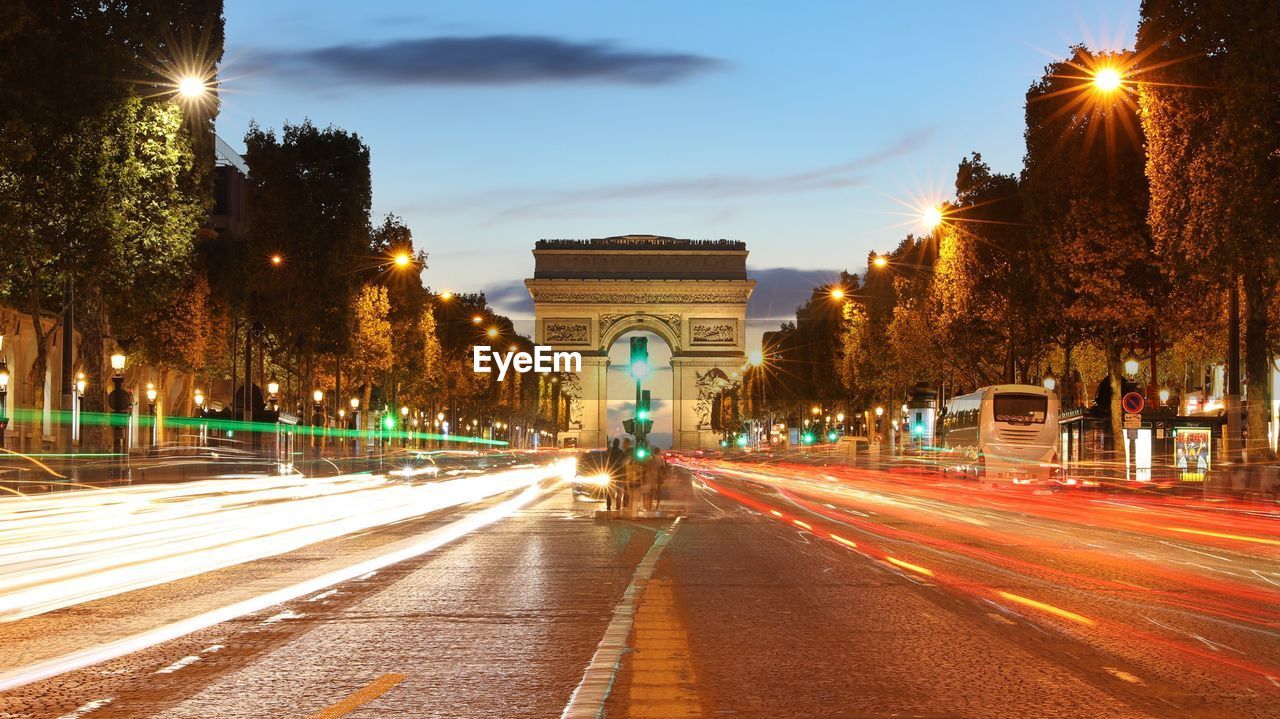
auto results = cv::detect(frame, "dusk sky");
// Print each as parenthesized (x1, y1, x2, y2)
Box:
(217, 1, 1141, 329)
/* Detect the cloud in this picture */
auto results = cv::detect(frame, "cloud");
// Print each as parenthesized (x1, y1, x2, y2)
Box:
(262, 35, 720, 86)
(438, 129, 932, 223)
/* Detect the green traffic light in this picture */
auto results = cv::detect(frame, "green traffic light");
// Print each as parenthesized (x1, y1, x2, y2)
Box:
(827, 431, 837, 442)
(383, 415, 395, 430)
(637, 409, 650, 420)
(736, 435, 748, 447)
(802, 433, 814, 444)
(634, 447, 648, 460)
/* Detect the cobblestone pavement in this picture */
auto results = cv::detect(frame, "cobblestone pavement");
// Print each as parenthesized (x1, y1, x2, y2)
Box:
(2, 464, 1276, 718)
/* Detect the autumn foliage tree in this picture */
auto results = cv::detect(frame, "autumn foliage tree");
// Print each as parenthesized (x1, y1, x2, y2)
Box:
(1137, 0, 1280, 458)
(1023, 46, 1163, 449)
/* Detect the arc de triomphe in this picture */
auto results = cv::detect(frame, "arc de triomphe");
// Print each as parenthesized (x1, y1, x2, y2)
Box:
(525, 235, 755, 450)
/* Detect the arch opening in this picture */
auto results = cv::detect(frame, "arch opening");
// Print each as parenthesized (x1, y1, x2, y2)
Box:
(606, 330, 674, 450)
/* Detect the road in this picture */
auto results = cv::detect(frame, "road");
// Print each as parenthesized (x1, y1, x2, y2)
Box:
(0, 453, 1276, 718)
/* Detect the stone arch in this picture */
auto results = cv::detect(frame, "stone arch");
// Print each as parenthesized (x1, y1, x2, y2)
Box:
(525, 235, 755, 450)
(597, 313, 681, 355)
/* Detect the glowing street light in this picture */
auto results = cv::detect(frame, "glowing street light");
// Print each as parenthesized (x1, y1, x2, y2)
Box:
(874, 406, 885, 417)
(270, 254, 283, 266)
(872, 255, 888, 268)
(1042, 375, 1057, 391)
(393, 252, 412, 268)
(747, 349, 764, 367)
(267, 378, 280, 397)
(177, 76, 207, 98)
(110, 353, 126, 372)
(1124, 355, 1141, 377)
(350, 397, 360, 410)
(439, 291, 453, 300)
(830, 287, 845, 300)
(472, 315, 483, 325)
(486, 327, 499, 338)
(193, 389, 205, 408)
(922, 205, 944, 231)
(312, 389, 324, 403)
(1093, 66, 1123, 93)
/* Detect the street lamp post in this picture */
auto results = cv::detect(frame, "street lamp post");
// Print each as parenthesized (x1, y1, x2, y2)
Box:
(0, 354, 9, 450)
(107, 353, 131, 456)
(194, 388, 207, 447)
(146, 384, 158, 451)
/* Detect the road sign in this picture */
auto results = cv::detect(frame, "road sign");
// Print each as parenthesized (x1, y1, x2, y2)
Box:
(1123, 412, 1142, 429)
(1121, 392, 1145, 414)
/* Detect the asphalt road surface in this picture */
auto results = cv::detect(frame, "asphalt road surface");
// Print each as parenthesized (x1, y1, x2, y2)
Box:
(1, 456, 1277, 718)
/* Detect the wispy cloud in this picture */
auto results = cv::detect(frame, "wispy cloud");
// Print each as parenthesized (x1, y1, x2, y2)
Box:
(258, 35, 720, 87)
(443, 129, 933, 224)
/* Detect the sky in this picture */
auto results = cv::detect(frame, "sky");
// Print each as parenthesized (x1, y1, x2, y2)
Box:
(216, 0, 1141, 340)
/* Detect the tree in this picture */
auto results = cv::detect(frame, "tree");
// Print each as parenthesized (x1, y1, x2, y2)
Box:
(0, 1, 224, 447)
(244, 120, 372, 385)
(348, 283, 392, 426)
(1023, 46, 1163, 450)
(1137, 0, 1280, 458)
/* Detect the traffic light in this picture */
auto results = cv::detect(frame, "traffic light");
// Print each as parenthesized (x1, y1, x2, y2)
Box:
(637, 390, 653, 434)
(623, 418, 636, 435)
(802, 432, 815, 444)
(629, 336, 649, 379)
(634, 446, 649, 461)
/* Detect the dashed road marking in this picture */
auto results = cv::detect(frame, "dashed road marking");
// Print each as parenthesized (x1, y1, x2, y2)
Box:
(308, 589, 340, 602)
(54, 698, 113, 718)
(305, 673, 407, 719)
(1103, 667, 1144, 684)
(261, 609, 304, 625)
(155, 655, 202, 674)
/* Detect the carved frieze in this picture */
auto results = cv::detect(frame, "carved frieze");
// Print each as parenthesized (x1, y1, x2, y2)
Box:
(690, 318, 737, 344)
(542, 319, 591, 345)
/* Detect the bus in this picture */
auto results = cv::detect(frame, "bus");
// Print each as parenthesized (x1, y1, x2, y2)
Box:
(937, 384, 1061, 484)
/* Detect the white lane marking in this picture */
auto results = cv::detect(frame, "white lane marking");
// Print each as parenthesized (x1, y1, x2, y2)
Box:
(203, 644, 224, 653)
(0, 483, 546, 693)
(356, 570, 379, 580)
(1158, 540, 1232, 562)
(54, 698, 113, 718)
(560, 517, 682, 719)
(155, 655, 201, 674)
(1103, 667, 1144, 684)
(261, 609, 303, 625)
(307, 589, 339, 602)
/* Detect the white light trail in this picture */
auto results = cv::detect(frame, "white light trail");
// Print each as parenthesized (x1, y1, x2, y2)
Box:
(0, 459, 574, 623)
(0, 472, 558, 692)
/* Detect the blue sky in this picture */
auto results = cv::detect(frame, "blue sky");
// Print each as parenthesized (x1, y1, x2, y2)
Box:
(217, 0, 1140, 334)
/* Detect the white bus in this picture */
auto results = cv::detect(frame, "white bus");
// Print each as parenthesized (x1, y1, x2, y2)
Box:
(937, 384, 1061, 484)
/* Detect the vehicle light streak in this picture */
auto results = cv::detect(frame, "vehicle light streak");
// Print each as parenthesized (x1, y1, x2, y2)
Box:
(0, 475, 556, 692)
(885, 557, 934, 577)
(996, 591, 1095, 625)
(1163, 527, 1280, 547)
(0, 460, 573, 622)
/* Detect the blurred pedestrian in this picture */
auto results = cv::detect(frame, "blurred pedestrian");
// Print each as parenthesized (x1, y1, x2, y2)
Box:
(606, 438, 625, 512)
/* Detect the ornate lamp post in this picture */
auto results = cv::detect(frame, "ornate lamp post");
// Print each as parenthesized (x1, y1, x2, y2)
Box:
(107, 353, 131, 455)
(146, 383, 158, 450)
(0, 354, 10, 450)
(267, 377, 280, 411)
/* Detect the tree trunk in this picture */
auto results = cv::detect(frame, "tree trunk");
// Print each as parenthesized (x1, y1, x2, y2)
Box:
(24, 285, 53, 449)
(1104, 338, 1124, 455)
(77, 284, 110, 451)
(1242, 269, 1273, 460)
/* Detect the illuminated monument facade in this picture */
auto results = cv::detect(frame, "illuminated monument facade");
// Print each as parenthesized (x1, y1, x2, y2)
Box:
(525, 235, 755, 450)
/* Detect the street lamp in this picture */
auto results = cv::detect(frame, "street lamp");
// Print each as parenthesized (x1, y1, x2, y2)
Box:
(872, 255, 888, 268)
(439, 291, 453, 301)
(1158, 387, 1171, 405)
(146, 383, 158, 449)
(107, 353, 130, 454)
(270, 254, 283, 266)
(922, 205, 944, 232)
(472, 315, 483, 325)
(0, 357, 9, 450)
(1093, 66, 1123, 93)
(1124, 355, 1141, 377)
(874, 406, 884, 417)
(486, 327, 499, 339)
(394, 252, 412, 268)
(830, 287, 845, 300)
(267, 377, 280, 410)
(1042, 375, 1057, 391)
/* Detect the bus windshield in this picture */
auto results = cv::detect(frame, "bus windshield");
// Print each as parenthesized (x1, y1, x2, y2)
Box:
(993, 393, 1047, 425)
